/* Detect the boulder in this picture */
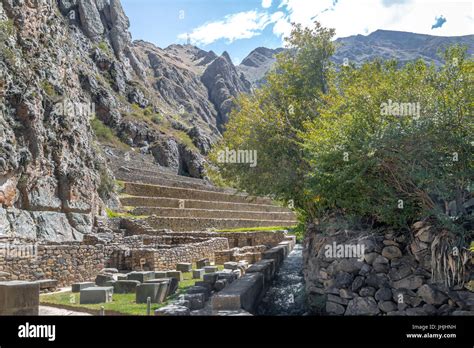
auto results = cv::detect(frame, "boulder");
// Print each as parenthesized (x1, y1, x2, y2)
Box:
(345, 297, 380, 316)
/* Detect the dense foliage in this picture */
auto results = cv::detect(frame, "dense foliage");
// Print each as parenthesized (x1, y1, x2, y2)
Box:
(210, 23, 473, 235)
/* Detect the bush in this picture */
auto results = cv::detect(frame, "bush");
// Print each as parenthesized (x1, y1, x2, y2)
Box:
(211, 22, 473, 235)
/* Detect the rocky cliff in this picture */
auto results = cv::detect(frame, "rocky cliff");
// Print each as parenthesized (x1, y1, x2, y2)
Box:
(0, 0, 254, 242)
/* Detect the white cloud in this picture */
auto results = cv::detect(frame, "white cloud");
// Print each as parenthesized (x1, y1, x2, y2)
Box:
(262, 0, 273, 8)
(178, 10, 274, 46)
(274, 0, 474, 39)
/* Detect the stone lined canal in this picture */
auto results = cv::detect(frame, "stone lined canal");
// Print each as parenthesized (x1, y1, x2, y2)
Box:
(257, 245, 307, 316)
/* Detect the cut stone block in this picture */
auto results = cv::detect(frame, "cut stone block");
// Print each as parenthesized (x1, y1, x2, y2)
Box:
(277, 241, 292, 256)
(217, 271, 236, 283)
(193, 269, 205, 279)
(0, 281, 40, 315)
(136, 283, 168, 304)
(204, 266, 218, 273)
(155, 305, 190, 316)
(166, 271, 183, 281)
(34, 279, 58, 290)
(211, 273, 264, 313)
(95, 274, 114, 286)
(117, 275, 128, 281)
(154, 271, 167, 279)
(262, 246, 286, 268)
(196, 258, 210, 269)
(183, 293, 205, 310)
(203, 273, 219, 285)
(101, 268, 119, 274)
(246, 259, 276, 284)
(72, 282, 95, 293)
(214, 279, 228, 292)
(114, 280, 140, 294)
(187, 286, 211, 300)
(104, 280, 116, 288)
(194, 281, 213, 292)
(224, 262, 239, 270)
(176, 263, 192, 272)
(127, 271, 155, 283)
(80, 287, 113, 304)
(144, 278, 170, 300)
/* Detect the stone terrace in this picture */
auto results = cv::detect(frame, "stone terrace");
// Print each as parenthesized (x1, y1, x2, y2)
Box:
(107, 148, 297, 232)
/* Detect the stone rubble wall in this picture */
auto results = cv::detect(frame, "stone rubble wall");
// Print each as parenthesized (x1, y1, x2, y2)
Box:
(129, 237, 230, 271)
(0, 238, 118, 287)
(303, 220, 473, 316)
(215, 246, 267, 265)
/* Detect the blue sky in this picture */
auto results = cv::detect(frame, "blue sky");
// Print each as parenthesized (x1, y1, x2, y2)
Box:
(122, 0, 474, 64)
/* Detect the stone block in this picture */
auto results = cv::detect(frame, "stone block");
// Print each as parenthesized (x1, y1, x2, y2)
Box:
(127, 271, 155, 283)
(194, 281, 213, 292)
(214, 279, 228, 292)
(136, 283, 167, 304)
(166, 271, 183, 281)
(95, 274, 114, 286)
(101, 268, 119, 274)
(262, 246, 285, 269)
(216, 271, 236, 284)
(192, 269, 205, 279)
(155, 305, 190, 316)
(211, 273, 264, 313)
(224, 262, 239, 270)
(0, 281, 40, 315)
(203, 273, 219, 285)
(72, 282, 95, 293)
(80, 287, 113, 304)
(187, 286, 211, 300)
(104, 280, 116, 288)
(204, 266, 218, 273)
(144, 279, 170, 300)
(176, 263, 192, 272)
(246, 259, 276, 284)
(114, 280, 140, 294)
(117, 275, 128, 281)
(154, 271, 167, 279)
(183, 293, 205, 310)
(34, 279, 58, 290)
(196, 258, 210, 269)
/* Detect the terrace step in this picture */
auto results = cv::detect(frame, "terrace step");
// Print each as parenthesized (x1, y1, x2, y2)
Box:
(120, 196, 291, 213)
(115, 169, 235, 193)
(124, 182, 274, 205)
(131, 207, 297, 221)
(146, 216, 297, 232)
(113, 164, 209, 186)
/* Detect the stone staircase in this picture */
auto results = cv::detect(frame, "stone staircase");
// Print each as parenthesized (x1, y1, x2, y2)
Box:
(106, 148, 297, 232)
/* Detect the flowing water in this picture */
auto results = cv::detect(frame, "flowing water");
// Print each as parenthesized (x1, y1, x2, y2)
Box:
(256, 244, 308, 316)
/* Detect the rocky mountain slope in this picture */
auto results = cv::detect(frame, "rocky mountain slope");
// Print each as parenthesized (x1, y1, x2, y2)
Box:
(239, 30, 474, 86)
(0, 0, 251, 242)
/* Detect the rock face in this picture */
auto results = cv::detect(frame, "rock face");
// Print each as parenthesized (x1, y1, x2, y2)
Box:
(201, 52, 251, 130)
(1, 0, 253, 241)
(238, 47, 284, 87)
(303, 219, 472, 316)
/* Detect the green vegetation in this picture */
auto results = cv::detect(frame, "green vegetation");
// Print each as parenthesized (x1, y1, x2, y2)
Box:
(40, 80, 58, 99)
(90, 117, 130, 151)
(40, 269, 224, 315)
(211, 22, 473, 240)
(105, 208, 148, 219)
(96, 40, 113, 57)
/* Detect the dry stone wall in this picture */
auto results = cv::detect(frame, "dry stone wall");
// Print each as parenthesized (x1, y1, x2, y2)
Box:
(303, 220, 473, 316)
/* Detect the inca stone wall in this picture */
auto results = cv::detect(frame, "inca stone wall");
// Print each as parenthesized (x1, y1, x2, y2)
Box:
(0, 238, 117, 287)
(303, 220, 473, 316)
(129, 237, 229, 271)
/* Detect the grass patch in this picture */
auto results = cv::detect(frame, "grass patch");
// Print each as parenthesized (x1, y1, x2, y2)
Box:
(105, 208, 148, 219)
(91, 118, 130, 151)
(40, 292, 166, 316)
(39, 270, 225, 316)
